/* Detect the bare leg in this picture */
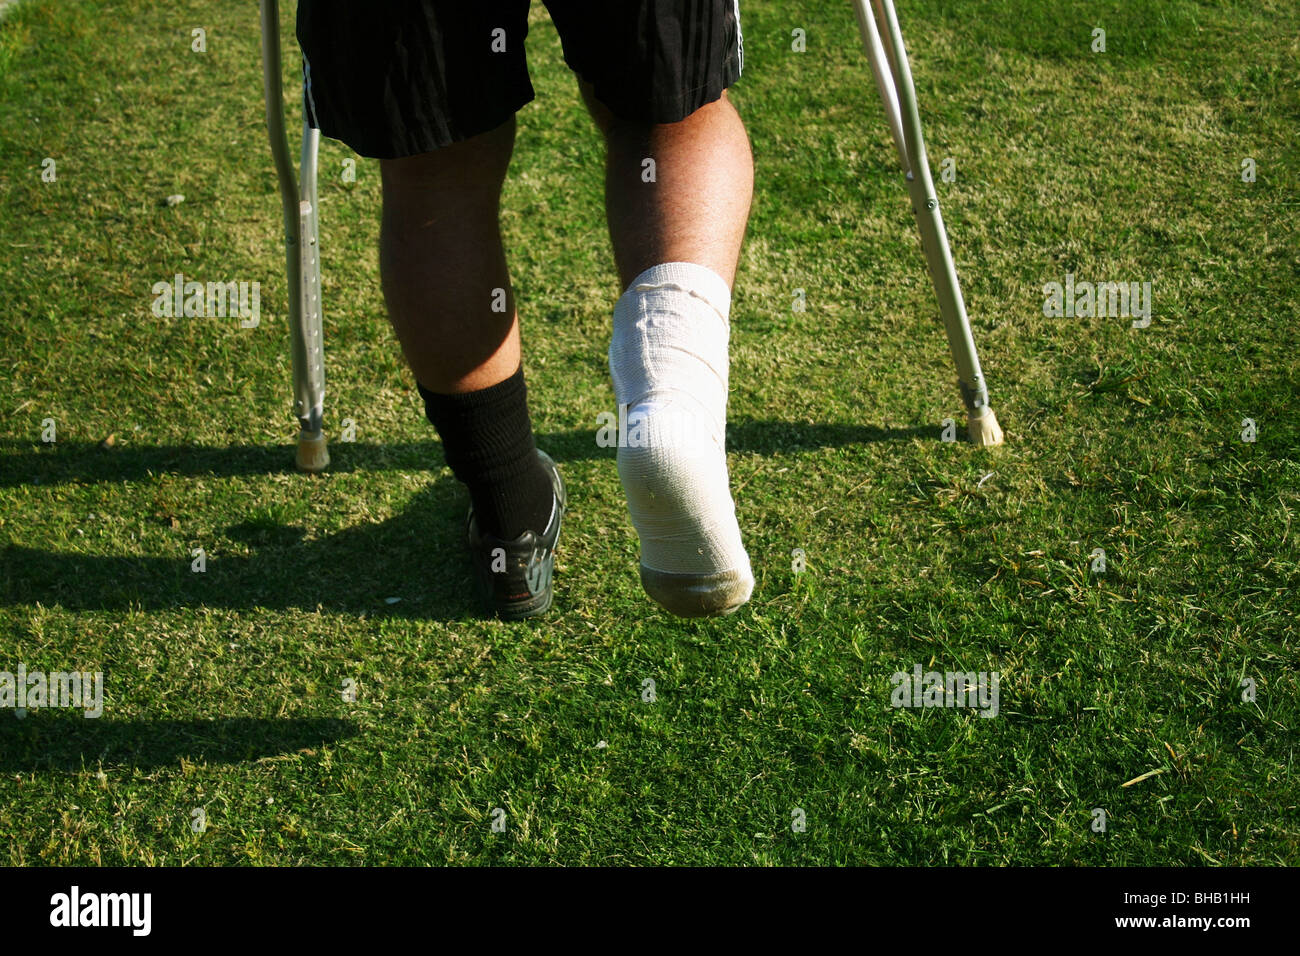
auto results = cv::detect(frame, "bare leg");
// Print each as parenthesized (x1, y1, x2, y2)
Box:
(581, 83, 754, 289)
(379, 117, 555, 554)
(379, 117, 520, 393)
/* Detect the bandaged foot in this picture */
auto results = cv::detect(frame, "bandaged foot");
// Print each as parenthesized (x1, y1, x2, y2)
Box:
(609, 262, 754, 617)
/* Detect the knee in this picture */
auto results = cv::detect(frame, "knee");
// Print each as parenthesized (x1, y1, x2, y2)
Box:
(585, 84, 739, 155)
(380, 118, 516, 198)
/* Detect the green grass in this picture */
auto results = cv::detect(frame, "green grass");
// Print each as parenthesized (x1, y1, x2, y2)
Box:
(0, 0, 1296, 865)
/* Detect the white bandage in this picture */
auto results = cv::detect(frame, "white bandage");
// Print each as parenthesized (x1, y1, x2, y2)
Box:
(608, 262, 754, 617)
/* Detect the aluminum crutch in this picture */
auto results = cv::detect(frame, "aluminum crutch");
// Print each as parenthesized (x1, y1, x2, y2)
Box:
(853, 0, 1005, 445)
(259, 0, 330, 471)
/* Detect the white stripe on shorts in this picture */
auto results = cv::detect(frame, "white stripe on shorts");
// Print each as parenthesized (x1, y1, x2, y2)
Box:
(302, 51, 322, 130)
(733, 0, 744, 76)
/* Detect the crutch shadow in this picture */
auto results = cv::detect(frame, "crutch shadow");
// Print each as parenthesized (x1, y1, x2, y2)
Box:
(535, 420, 934, 462)
(530, 420, 931, 465)
(0, 420, 927, 617)
(726, 420, 933, 454)
(0, 715, 357, 772)
(0, 439, 440, 488)
(0, 421, 927, 487)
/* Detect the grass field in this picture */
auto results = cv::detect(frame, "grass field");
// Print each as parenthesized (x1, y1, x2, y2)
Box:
(0, 0, 1296, 865)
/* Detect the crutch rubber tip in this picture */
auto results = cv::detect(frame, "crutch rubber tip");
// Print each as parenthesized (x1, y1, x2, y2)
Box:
(967, 406, 1005, 446)
(295, 431, 330, 472)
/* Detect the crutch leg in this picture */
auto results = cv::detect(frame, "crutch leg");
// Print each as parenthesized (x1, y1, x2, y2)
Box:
(853, 0, 1005, 446)
(295, 118, 329, 471)
(259, 0, 330, 471)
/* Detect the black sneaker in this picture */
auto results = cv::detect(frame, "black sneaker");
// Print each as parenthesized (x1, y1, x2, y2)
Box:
(466, 450, 566, 620)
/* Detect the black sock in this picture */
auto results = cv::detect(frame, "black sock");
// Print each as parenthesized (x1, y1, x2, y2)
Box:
(418, 367, 555, 540)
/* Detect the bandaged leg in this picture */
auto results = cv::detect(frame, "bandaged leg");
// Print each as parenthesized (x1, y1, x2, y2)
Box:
(609, 262, 754, 617)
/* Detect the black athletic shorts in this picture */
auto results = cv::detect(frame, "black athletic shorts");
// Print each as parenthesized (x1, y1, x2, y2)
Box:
(296, 1, 745, 160)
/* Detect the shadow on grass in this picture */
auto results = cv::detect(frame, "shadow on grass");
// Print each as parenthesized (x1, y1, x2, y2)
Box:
(0, 479, 476, 618)
(0, 420, 932, 487)
(0, 716, 357, 772)
(0, 419, 931, 618)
